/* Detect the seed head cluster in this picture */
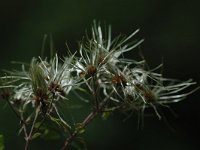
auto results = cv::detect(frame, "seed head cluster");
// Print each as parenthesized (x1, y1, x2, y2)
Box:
(0, 22, 199, 146)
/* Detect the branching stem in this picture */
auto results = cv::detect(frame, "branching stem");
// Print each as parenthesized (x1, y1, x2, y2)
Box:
(60, 90, 113, 150)
(24, 106, 40, 150)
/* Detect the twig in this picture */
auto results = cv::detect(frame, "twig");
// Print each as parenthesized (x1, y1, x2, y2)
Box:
(60, 90, 114, 150)
(92, 76, 99, 110)
(60, 110, 98, 150)
(24, 106, 40, 150)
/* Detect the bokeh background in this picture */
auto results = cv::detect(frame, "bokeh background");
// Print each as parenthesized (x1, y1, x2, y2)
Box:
(0, 0, 200, 149)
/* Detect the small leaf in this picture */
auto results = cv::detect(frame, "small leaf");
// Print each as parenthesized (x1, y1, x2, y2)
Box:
(49, 116, 71, 129)
(71, 137, 87, 150)
(102, 112, 111, 120)
(77, 87, 88, 93)
(75, 123, 85, 135)
(77, 128, 85, 135)
(34, 122, 42, 128)
(0, 135, 4, 150)
(31, 132, 41, 140)
(40, 129, 60, 140)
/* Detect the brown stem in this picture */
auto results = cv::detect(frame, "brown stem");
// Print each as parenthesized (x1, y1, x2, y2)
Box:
(60, 110, 98, 150)
(92, 76, 99, 109)
(60, 90, 113, 150)
(24, 106, 40, 150)
(34, 94, 55, 133)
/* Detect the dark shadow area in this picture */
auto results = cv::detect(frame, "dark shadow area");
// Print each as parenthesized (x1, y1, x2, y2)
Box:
(0, 0, 199, 149)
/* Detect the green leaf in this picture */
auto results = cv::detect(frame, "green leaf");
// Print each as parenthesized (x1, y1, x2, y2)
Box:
(49, 116, 71, 129)
(71, 137, 87, 150)
(75, 123, 85, 135)
(77, 87, 88, 93)
(77, 128, 85, 135)
(102, 112, 111, 120)
(40, 129, 60, 140)
(31, 132, 41, 140)
(0, 135, 5, 150)
(34, 122, 42, 128)
(33, 122, 61, 140)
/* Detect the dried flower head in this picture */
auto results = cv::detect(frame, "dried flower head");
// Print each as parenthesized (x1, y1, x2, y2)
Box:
(0, 21, 199, 150)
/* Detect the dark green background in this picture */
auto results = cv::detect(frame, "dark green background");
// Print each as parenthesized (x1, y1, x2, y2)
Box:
(0, 0, 200, 149)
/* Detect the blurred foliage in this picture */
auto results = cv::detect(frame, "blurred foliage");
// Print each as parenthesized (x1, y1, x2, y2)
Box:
(0, 135, 4, 150)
